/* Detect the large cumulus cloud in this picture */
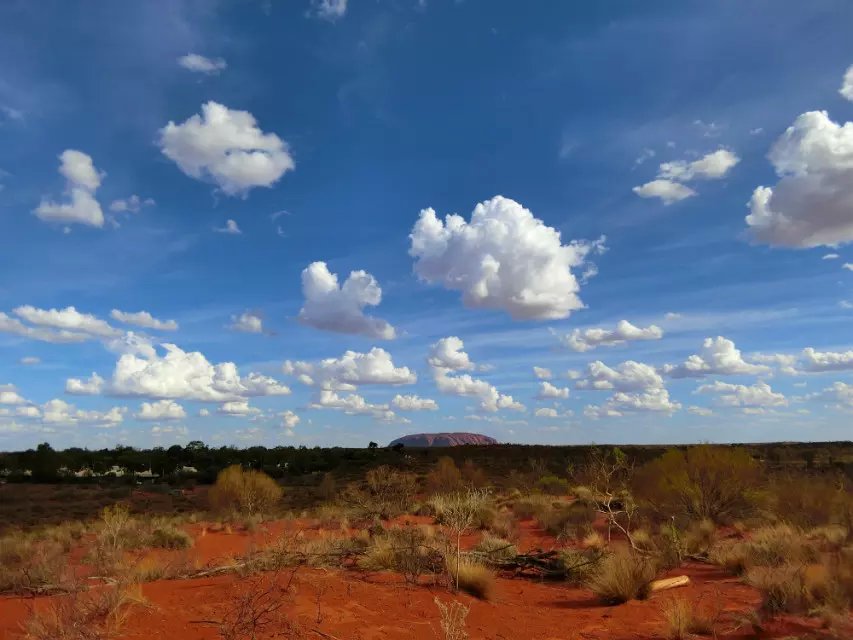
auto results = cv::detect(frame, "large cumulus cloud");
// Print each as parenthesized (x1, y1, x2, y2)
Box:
(409, 196, 605, 320)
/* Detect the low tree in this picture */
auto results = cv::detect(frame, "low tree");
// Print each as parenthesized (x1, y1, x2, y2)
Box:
(632, 445, 762, 523)
(574, 447, 639, 547)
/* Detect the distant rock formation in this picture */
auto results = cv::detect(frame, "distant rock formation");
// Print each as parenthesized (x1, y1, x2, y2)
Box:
(388, 432, 498, 447)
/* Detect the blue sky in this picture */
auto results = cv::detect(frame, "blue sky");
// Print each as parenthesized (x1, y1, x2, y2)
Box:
(1, 0, 853, 450)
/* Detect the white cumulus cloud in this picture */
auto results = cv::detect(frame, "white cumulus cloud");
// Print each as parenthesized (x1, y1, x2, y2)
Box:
(840, 64, 853, 102)
(632, 179, 696, 205)
(745, 111, 853, 248)
(159, 101, 294, 196)
(536, 381, 569, 400)
(392, 394, 438, 411)
(284, 348, 415, 389)
(34, 150, 105, 227)
(634, 148, 739, 205)
(13, 306, 120, 339)
(136, 400, 186, 421)
(427, 336, 523, 413)
(663, 337, 770, 378)
(310, 0, 347, 21)
(110, 309, 178, 331)
(533, 366, 552, 380)
(298, 261, 396, 339)
(109, 195, 154, 213)
(696, 380, 787, 408)
(178, 53, 227, 75)
(108, 343, 290, 402)
(410, 196, 605, 320)
(65, 373, 105, 395)
(554, 320, 663, 352)
(575, 360, 664, 392)
(228, 311, 263, 334)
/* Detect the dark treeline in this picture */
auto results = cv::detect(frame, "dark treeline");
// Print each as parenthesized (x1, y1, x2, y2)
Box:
(1, 440, 852, 487)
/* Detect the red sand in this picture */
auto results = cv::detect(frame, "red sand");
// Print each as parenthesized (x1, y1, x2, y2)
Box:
(0, 518, 847, 640)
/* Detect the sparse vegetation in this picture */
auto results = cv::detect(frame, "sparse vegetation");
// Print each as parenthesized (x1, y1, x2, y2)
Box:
(659, 596, 720, 639)
(585, 550, 657, 604)
(448, 556, 495, 600)
(434, 597, 469, 640)
(209, 465, 283, 516)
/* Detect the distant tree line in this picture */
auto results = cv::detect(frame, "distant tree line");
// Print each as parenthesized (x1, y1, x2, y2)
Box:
(0, 439, 850, 486)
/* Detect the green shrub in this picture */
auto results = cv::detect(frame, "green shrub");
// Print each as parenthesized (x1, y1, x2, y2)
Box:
(632, 445, 762, 523)
(537, 475, 570, 496)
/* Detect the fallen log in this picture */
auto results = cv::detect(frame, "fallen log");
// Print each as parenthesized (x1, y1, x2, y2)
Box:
(649, 575, 690, 592)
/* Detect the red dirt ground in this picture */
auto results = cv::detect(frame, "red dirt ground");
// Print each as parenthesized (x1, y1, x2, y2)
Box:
(0, 518, 848, 640)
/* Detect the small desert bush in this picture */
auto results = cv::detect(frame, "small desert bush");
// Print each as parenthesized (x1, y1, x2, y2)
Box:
(473, 533, 517, 562)
(209, 465, 283, 516)
(684, 518, 717, 555)
(22, 581, 145, 640)
(358, 526, 444, 583)
(659, 596, 719, 639)
(582, 530, 605, 550)
(769, 473, 851, 529)
(746, 560, 853, 616)
(807, 524, 847, 551)
(488, 509, 520, 541)
(537, 474, 570, 496)
(555, 548, 605, 584)
(434, 597, 469, 640)
(314, 503, 351, 530)
(0, 533, 68, 594)
(147, 522, 193, 550)
(511, 494, 552, 520)
(340, 466, 418, 521)
(448, 557, 495, 600)
(428, 457, 464, 494)
(747, 524, 818, 566)
(586, 550, 657, 604)
(572, 485, 595, 504)
(536, 501, 596, 540)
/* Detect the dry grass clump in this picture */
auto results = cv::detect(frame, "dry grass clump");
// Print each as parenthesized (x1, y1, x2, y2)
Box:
(313, 503, 351, 530)
(807, 525, 847, 551)
(585, 550, 657, 604)
(147, 521, 193, 550)
(447, 556, 495, 600)
(511, 495, 552, 520)
(358, 526, 444, 583)
(535, 501, 596, 540)
(209, 465, 283, 516)
(487, 508, 520, 542)
(0, 532, 68, 594)
(748, 524, 818, 566)
(582, 530, 605, 551)
(711, 524, 819, 576)
(434, 597, 469, 640)
(684, 519, 717, 555)
(746, 559, 853, 617)
(659, 596, 720, 639)
(22, 582, 146, 640)
(473, 533, 517, 563)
